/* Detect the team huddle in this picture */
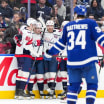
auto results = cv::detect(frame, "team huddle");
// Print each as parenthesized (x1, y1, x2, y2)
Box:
(14, 18, 68, 99)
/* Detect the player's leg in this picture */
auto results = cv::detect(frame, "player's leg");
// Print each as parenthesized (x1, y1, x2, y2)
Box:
(14, 57, 24, 99)
(84, 63, 98, 104)
(44, 60, 50, 89)
(36, 60, 45, 98)
(27, 59, 36, 99)
(17, 57, 33, 99)
(58, 60, 67, 98)
(67, 68, 82, 104)
(48, 57, 58, 98)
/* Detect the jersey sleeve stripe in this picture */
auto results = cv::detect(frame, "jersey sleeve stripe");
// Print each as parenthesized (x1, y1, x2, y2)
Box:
(96, 34, 104, 43)
(57, 41, 66, 48)
(54, 45, 63, 52)
(100, 41, 104, 46)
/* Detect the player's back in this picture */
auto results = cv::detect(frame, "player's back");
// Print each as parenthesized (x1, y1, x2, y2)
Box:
(65, 18, 103, 67)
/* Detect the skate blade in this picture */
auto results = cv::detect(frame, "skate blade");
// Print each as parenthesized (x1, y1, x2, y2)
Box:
(60, 100, 67, 103)
(45, 96, 50, 99)
(18, 96, 31, 100)
(14, 96, 19, 99)
(40, 96, 44, 99)
(30, 96, 35, 99)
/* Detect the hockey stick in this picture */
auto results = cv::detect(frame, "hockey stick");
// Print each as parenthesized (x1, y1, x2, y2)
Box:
(25, 57, 36, 91)
(98, 54, 104, 73)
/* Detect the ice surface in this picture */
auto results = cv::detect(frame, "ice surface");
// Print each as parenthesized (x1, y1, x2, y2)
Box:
(0, 98, 104, 104)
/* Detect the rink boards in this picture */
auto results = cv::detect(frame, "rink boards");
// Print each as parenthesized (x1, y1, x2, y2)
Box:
(0, 54, 104, 99)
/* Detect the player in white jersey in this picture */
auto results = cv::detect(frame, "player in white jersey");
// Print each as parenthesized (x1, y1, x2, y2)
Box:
(32, 21, 45, 98)
(57, 21, 69, 98)
(14, 18, 38, 99)
(43, 20, 61, 98)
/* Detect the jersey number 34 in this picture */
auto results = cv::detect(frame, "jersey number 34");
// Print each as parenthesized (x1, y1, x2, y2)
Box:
(68, 30, 86, 50)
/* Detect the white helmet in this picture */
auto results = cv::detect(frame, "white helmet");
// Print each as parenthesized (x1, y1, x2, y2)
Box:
(36, 22, 42, 28)
(27, 18, 37, 26)
(46, 20, 54, 26)
(61, 21, 69, 28)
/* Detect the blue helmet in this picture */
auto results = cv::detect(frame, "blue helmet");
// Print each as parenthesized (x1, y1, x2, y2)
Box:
(74, 5, 86, 16)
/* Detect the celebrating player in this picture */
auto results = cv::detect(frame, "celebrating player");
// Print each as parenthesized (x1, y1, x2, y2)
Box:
(43, 20, 61, 98)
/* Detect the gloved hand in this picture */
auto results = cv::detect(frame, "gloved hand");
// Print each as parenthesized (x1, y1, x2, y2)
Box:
(44, 50, 52, 61)
(43, 55, 52, 61)
(14, 34, 22, 46)
(14, 34, 22, 43)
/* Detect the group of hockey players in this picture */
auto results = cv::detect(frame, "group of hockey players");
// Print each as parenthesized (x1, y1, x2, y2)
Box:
(13, 4, 104, 104)
(14, 16, 68, 100)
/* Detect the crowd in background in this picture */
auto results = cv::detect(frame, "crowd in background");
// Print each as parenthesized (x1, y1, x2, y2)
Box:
(0, 0, 104, 54)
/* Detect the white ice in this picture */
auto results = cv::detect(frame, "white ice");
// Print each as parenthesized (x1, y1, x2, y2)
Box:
(0, 98, 104, 104)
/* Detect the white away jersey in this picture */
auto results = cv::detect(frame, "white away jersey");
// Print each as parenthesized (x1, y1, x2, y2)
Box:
(32, 33, 43, 56)
(43, 29, 61, 56)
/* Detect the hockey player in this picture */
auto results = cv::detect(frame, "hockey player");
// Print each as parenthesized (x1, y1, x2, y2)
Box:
(45, 5, 104, 104)
(43, 20, 61, 98)
(32, 21, 45, 98)
(14, 18, 38, 99)
(57, 21, 69, 99)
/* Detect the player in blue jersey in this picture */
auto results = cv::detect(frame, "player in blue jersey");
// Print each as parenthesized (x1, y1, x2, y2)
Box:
(45, 5, 104, 104)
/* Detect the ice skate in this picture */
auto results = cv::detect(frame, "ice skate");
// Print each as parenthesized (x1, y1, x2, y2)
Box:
(39, 91, 46, 99)
(17, 89, 31, 100)
(14, 89, 20, 99)
(60, 95, 67, 103)
(28, 91, 35, 99)
(57, 90, 66, 99)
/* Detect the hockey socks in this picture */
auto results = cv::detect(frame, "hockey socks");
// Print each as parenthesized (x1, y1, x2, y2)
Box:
(67, 83, 80, 104)
(86, 83, 98, 104)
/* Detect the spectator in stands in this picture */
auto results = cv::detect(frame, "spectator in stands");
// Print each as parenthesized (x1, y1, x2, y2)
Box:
(96, 15, 104, 27)
(21, 0, 37, 18)
(0, 12, 8, 36)
(55, 0, 66, 20)
(36, 0, 51, 21)
(101, 0, 104, 10)
(51, 5, 63, 29)
(88, 13, 95, 20)
(0, 0, 13, 20)
(4, 12, 24, 54)
(45, 0, 56, 7)
(87, 0, 104, 20)
(101, 26, 104, 32)
(19, 7, 28, 23)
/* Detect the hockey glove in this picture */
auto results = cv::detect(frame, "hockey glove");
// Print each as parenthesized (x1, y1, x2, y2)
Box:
(14, 34, 22, 46)
(43, 50, 52, 61)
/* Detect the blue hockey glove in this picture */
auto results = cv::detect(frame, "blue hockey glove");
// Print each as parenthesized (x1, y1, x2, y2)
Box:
(44, 50, 52, 61)
(43, 55, 52, 61)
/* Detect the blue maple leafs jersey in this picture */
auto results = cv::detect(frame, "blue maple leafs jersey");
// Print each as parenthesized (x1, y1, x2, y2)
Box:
(48, 18, 104, 68)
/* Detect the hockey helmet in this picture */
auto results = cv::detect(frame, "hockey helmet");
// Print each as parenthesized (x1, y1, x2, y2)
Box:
(61, 21, 69, 28)
(46, 20, 54, 26)
(27, 18, 37, 26)
(74, 5, 86, 16)
(36, 22, 42, 28)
